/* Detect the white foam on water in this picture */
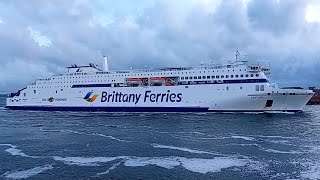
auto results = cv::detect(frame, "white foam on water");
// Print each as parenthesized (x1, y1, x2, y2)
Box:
(91, 133, 130, 142)
(225, 143, 304, 154)
(262, 148, 303, 154)
(189, 132, 205, 135)
(152, 144, 217, 155)
(300, 162, 320, 180)
(255, 135, 297, 139)
(124, 157, 181, 169)
(179, 157, 247, 173)
(0, 144, 37, 158)
(96, 161, 122, 176)
(231, 136, 255, 141)
(53, 156, 120, 166)
(62, 130, 130, 142)
(39, 127, 61, 132)
(3, 165, 53, 179)
(51, 154, 264, 174)
(124, 156, 249, 174)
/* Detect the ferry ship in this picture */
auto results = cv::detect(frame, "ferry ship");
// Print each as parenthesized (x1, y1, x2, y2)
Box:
(5, 52, 314, 112)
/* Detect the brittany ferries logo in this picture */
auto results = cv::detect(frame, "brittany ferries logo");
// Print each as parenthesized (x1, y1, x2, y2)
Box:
(84, 92, 99, 102)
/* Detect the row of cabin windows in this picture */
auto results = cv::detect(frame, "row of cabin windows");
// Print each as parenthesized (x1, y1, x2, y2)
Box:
(37, 79, 117, 85)
(31, 85, 246, 96)
(181, 74, 259, 80)
(53, 69, 248, 80)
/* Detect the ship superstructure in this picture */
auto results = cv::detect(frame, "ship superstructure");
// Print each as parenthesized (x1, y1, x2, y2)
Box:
(5, 53, 314, 112)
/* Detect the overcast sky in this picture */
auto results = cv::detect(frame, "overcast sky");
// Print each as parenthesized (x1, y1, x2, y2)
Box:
(0, 0, 320, 93)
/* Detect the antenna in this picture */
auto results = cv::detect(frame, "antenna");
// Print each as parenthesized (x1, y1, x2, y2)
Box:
(103, 55, 109, 71)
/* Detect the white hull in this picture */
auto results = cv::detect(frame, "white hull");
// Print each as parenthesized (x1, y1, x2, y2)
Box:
(6, 83, 313, 112)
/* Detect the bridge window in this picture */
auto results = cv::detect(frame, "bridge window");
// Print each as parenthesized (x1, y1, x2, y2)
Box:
(260, 85, 265, 91)
(256, 85, 260, 91)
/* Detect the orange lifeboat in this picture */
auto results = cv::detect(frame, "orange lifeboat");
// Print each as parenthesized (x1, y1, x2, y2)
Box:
(150, 77, 165, 83)
(127, 78, 143, 84)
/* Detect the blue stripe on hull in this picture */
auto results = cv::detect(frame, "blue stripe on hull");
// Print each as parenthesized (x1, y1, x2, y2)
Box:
(4, 106, 209, 112)
(4, 106, 300, 113)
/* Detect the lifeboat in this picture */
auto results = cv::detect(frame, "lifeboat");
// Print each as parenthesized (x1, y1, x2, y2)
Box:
(165, 82, 174, 86)
(150, 77, 165, 83)
(127, 78, 143, 85)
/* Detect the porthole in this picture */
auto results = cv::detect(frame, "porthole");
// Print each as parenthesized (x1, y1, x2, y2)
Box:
(221, 75, 224, 78)
(226, 75, 229, 78)
(251, 74, 254, 77)
(256, 74, 259, 77)
(245, 74, 249, 77)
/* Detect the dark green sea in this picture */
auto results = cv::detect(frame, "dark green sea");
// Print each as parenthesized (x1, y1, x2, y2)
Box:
(0, 97, 320, 179)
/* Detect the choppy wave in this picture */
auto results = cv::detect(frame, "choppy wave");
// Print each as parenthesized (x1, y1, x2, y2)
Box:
(152, 144, 218, 155)
(226, 143, 304, 154)
(3, 165, 53, 179)
(231, 136, 255, 141)
(96, 161, 122, 176)
(0, 144, 38, 158)
(60, 129, 130, 142)
(53, 156, 119, 166)
(300, 162, 320, 180)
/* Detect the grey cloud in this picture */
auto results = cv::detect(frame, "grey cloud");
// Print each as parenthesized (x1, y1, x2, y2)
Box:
(0, 0, 320, 93)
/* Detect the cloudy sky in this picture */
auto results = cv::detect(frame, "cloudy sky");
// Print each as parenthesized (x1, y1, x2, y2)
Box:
(0, 0, 320, 93)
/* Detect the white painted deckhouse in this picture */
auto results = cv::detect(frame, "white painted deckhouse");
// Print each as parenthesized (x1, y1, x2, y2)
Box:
(6, 53, 314, 112)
